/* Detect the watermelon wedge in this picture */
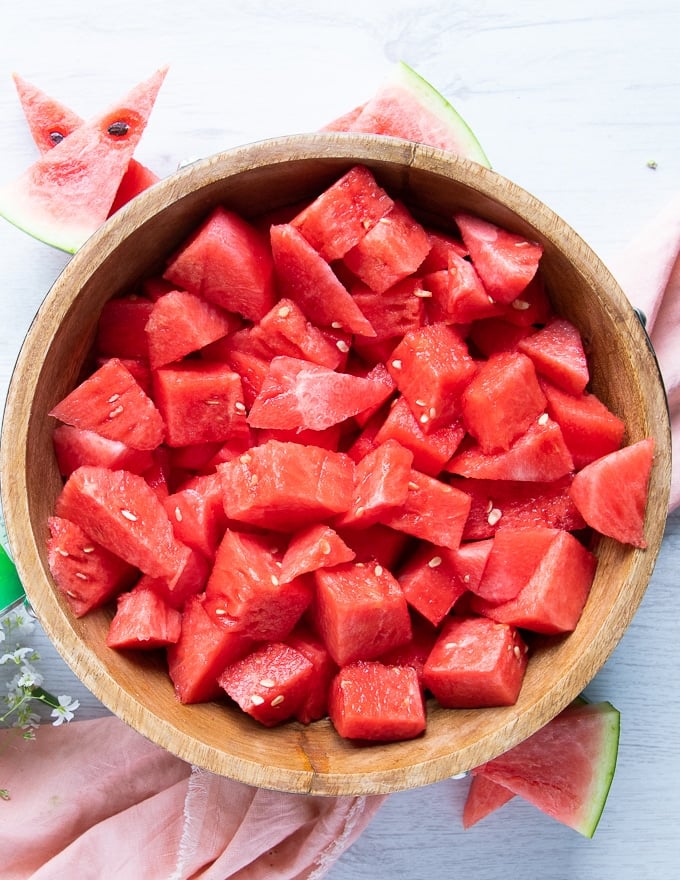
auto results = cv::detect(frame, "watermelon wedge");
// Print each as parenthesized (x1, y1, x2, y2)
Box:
(11, 72, 160, 216)
(321, 61, 491, 168)
(471, 700, 620, 837)
(0, 67, 167, 252)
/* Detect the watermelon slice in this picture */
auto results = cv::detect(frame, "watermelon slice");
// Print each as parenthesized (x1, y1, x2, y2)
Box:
(0, 67, 167, 252)
(12, 72, 160, 217)
(472, 700, 620, 837)
(322, 61, 491, 168)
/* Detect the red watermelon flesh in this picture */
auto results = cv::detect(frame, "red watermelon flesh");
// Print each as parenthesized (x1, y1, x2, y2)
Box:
(336, 439, 414, 527)
(396, 541, 475, 626)
(54, 465, 191, 584)
(46, 515, 137, 617)
(350, 275, 426, 341)
(569, 438, 655, 548)
(473, 527, 561, 604)
(454, 212, 543, 305)
(246, 355, 394, 432)
(329, 61, 490, 168)
(518, 317, 590, 396)
(424, 256, 502, 325)
(49, 357, 165, 451)
(95, 296, 155, 360)
(163, 206, 277, 323)
(285, 625, 339, 724)
(473, 700, 620, 837)
(52, 424, 154, 477)
(0, 67, 167, 252)
(105, 586, 182, 650)
(278, 524, 356, 583)
(462, 774, 515, 829)
(12, 72, 160, 215)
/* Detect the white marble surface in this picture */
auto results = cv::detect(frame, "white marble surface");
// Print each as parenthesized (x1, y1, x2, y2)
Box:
(1, 2, 680, 878)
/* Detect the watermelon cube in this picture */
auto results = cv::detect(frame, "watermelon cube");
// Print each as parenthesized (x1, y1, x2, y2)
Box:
(285, 624, 339, 723)
(278, 524, 356, 583)
(218, 440, 354, 532)
(49, 357, 165, 451)
(422, 616, 528, 708)
(106, 586, 182, 650)
(152, 361, 247, 448)
(247, 297, 345, 369)
(291, 164, 394, 261)
(350, 276, 425, 341)
(467, 317, 535, 358)
(144, 289, 237, 369)
(166, 594, 254, 704)
(46, 515, 137, 617)
(312, 561, 412, 666)
(52, 424, 154, 477)
(163, 206, 277, 322)
(342, 200, 430, 293)
(378, 615, 439, 684)
(205, 529, 312, 641)
(419, 229, 468, 273)
(424, 252, 501, 324)
(162, 472, 228, 560)
(55, 465, 192, 585)
(95, 295, 154, 360)
(387, 322, 477, 432)
(336, 439, 414, 527)
(328, 660, 426, 741)
(454, 212, 543, 305)
(473, 527, 561, 604)
(218, 641, 314, 727)
(335, 523, 411, 570)
(269, 222, 375, 337)
(461, 351, 547, 453)
(470, 529, 597, 634)
(518, 317, 589, 395)
(380, 468, 472, 550)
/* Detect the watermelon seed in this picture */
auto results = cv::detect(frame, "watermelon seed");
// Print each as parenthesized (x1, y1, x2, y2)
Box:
(538, 412, 550, 426)
(408, 481, 419, 491)
(319, 539, 332, 555)
(463, 574, 471, 583)
(419, 414, 429, 425)
(513, 645, 522, 659)
(108, 405, 124, 418)
(361, 219, 373, 229)
(374, 564, 384, 577)
(205, 399, 221, 406)
(239, 453, 252, 464)
(49, 131, 65, 145)
(120, 509, 138, 522)
(331, 321, 344, 330)
(82, 546, 95, 554)
(354, 505, 365, 518)
(415, 399, 427, 407)
(428, 556, 443, 568)
(336, 340, 350, 353)
(487, 508, 502, 526)
(66, 590, 77, 598)
(270, 575, 279, 586)
(214, 608, 227, 616)
(391, 359, 402, 370)
(174, 506, 183, 522)
(107, 393, 121, 403)
(511, 299, 531, 311)
(277, 305, 292, 318)
(251, 695, 265, 706)
(271, 695, 285, 707)
(414, 289, 433, 299)
(75, 572, 89, 580)
(259, 678, 276, 688)
(429, 407, 437, 419)
(107, 121, 130, 137)
(57, 548, 69, 557)
(234, 401, 247, 414)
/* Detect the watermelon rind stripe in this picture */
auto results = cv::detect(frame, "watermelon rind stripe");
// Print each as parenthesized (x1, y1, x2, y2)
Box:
(577, 701, 620, 838)
(392, 62, 491, 168)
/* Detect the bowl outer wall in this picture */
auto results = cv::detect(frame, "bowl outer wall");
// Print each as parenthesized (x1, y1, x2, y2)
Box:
(0, 133, 671, 795)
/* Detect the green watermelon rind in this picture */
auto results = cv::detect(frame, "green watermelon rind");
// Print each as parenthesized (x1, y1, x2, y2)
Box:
(0, 180, 91, 253)
(576, 701, 621, 838)
(387, 62, 491, 168)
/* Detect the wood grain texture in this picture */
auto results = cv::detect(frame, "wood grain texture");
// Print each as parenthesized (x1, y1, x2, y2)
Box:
(1, 1, 679, 876)
(0, 136, 670, 795)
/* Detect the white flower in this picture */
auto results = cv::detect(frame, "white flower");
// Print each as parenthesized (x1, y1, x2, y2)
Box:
(1, 646, 34, 665)
(50, 695, 80, 726)
(16, 664, 43, 690)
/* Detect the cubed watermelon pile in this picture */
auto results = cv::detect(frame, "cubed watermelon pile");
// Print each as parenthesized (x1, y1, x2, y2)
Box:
(46, 165, 655, 742)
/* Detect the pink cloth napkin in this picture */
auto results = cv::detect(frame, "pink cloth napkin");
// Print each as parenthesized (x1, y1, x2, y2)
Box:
(2, 196, 679, 880)
(0, 717, 385, 879)
(610, 192, 680, 511)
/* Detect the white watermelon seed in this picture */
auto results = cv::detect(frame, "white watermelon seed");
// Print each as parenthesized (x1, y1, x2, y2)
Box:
(414, 288, 433, 298)
(374, 564, 384, 577)
(538, 412, 550, 425)
(174, 506, 183, 522)
(391, 359, 402, 370)
(428, 556, 443, 568)
(120, 509, 138, 522)
(271, 695, 285, 707)
(336, 339, 350, 353)
(512, 299, 531, 311)
(251, 695, 265, 706)
(487, 508, 503, 526)
(234, 401, 247, 414)
(75, 572, 89, 580)
(82, 546, 95, 554)
(277, 305, 292, 318)
(259, 678, 275, 688)
(107, 393, 120, 403)
(108, 405, 124, 418)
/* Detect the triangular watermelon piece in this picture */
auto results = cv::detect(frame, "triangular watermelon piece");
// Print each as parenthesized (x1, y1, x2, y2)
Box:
(12, 72, 160, 216)
(472, 701, 620, 837)
(0, 67, 167, 252)
(323, 61, 490, 168)
(462, 774, 516, 829)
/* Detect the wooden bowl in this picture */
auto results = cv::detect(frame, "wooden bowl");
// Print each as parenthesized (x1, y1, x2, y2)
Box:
(0, 134, 671, 795)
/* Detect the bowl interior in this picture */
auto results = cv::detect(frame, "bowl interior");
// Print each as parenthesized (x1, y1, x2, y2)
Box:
(0, 134, 671, 795)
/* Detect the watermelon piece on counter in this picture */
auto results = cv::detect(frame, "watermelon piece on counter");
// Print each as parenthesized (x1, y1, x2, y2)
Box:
(52, 424, 154, 477)
(46, 515, 137, 617)
(95, 296, 155, 360)
(518, 317, 590, 396)
(324, 61, 490, 168)
(167, 594, 254, 704)
(454, 212, 543, 305)
(569, 437, 654, 548)
(49, 357, 165, 451)
(290, 164, 394, 262)
(278, 524, 356, 583)
(0, 67, 167, 252)
(422, 616, 528, 708)
(145, 289, 237, 369)
(218, 440, 355, 531)
(152, 361, 247, 448)
(462, 774, 516, 829)
(472, 700, 620, 837)
(387, 322, 478, 432)
(470, 529, 597, 634)
(312, 560, 412, 666)
(106, 586, 182, 649)
(328, 660, 426, 742)
(461, 351, 547, 453)
(54, 465, 192, 585)
(12, 71, 160, 216)
(205, 529, 312, 641)
(246, 355, 394, 432)
(342, 200, 430, 292)
(269, 222, 376, 336)
(163, 206, 277, 322)
(218, 641, 314, 727)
